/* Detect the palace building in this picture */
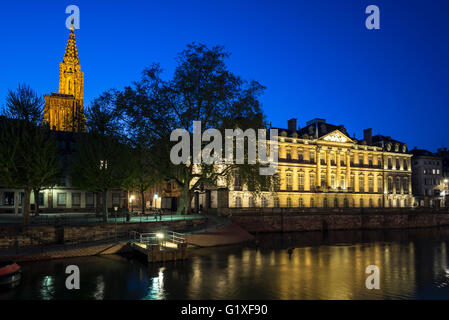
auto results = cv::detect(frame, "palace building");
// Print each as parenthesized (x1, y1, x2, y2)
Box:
(43, 26, 85, 132)
(227, 118, 413, 209)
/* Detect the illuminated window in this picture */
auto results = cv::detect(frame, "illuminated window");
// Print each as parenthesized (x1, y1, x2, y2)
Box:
(286, 172, 292, 191)
(57, 193, 67, 206)
(359, 176, 365, 192)
(298, 172, 304, 190)
(310, 173, 316, 189)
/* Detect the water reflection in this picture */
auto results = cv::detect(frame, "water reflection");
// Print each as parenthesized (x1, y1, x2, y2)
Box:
(2, 227, 449, 300)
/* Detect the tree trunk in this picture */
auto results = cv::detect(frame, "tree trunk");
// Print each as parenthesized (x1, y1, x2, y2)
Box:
(177, 184, 192, 215)
(23, 187, 31, 225)
(103, 190, 109, 222)
(33, 189, 40, 216)
(141, 190, 145, 215)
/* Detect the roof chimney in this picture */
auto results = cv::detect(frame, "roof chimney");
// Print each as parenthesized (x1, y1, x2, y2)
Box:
(288, 118, 297, 132)
(363, 128, 372, 145)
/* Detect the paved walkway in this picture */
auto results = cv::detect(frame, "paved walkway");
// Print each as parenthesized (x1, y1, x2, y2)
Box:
(0, 213, 204, 226)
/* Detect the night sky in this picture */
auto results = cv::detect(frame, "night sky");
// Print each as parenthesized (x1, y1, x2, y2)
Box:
(1, 0, 448, 151)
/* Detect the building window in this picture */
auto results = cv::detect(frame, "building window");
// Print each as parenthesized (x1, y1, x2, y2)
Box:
(320, 152, 325, 165)
(298, 148, 303, 161)
(286, 197, 292, 207)
(249, 197, 255, 207)
(340, 175, 346, 189)
(310, 151, 315, 163)
(341, 153, 346, 166)
(286, 148, 291, 160)
(403, 159, 408, 170)
(369, 155, 373, 166)
(323, 197, 328, 208)
(286, 172, 293, 191)
(350, 154, 354, 165)
(388, 177, 393, 192)
(368, 177, 374, 193)
(396, 178, 401, 193)
(344, 198, 349, 208)
(310, 198, 315, 208)
(359, 176, 365, 192)
(334, 198, 338, 208)
(3, 192, 14, 206)
(350, 175, 355, 191)
(396, 159, 400, 170)
(298, 172, 304, 191)
(378, 199, 382, 208)
(388, 158, 392, 169)
(112, 193, 121, 206)
(331, 175, 336, 189)
(402, 178, 408, 193)
(86, 192, 94, 207)
(261, 197, 268, 207)
(298, 197, 303, 207)
(72, 193, 81, 206)
(38, 193, 44, 206)
(57, 193, 67, 206)
(369, 198, 373, 208)
(321, 174, 326, 188)
(360, 198, 364, 208)
(377, 177, 383, 193)
(310, 173, 316, 189)
(274, 197, 280, 208)
(234, 171, 242, 190)
(235, 196, 242, 208)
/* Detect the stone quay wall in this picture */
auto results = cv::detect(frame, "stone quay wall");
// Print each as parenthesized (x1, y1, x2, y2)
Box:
(226, 209, 449, 233)
(0, 218, 208, 249)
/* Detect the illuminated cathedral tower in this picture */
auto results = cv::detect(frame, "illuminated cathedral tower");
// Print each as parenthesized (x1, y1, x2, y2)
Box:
(43, 26, 85, 132)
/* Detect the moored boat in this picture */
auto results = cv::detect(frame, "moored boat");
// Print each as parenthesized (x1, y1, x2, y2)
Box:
(0, 261, 22, 289)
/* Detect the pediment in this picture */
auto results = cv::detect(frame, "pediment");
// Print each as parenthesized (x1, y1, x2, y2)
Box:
(320, 130, 352, 143)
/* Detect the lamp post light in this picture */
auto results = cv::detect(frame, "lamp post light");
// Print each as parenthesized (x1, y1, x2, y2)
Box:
(114, 206, 118, 240)
(129, 195, 135, 213)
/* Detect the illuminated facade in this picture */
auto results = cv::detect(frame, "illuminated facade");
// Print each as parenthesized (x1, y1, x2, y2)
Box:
(43, 27, 85, 132)
(228, 118, 413, 209)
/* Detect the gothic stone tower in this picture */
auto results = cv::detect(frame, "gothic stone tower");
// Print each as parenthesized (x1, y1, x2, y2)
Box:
(43, 27, 85, 132)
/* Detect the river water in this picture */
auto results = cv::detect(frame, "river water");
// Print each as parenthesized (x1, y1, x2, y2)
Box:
(2, 227, 449, 300)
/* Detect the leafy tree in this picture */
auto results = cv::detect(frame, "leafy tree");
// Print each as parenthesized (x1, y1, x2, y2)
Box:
(71, 132, 129, 222)
(2, 83, 43, 124)
(115, 43, 277, 214)
(0, 85, 61, 224)
(0, 120, 61, 224)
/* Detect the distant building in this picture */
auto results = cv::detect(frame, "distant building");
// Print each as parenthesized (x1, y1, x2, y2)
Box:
(43, 26, 85, 132)
(410, 148, 445, 208)
(198, 118, 413, 210)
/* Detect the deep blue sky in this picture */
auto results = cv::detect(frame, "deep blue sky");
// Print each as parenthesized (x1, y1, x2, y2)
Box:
(1, 0, 448, 151)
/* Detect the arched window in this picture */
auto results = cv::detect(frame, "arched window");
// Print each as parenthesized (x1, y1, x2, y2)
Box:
(235, 196, 242, 208)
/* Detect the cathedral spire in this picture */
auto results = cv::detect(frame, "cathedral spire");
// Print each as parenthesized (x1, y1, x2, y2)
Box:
(63, 27, 79, 65)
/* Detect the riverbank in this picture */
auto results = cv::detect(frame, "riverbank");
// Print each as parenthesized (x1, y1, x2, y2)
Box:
(229, 210, 449, 233)
(0, 222, 254, 262)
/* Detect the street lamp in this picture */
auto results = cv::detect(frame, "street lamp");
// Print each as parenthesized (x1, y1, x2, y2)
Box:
(129, 195, 135, 213)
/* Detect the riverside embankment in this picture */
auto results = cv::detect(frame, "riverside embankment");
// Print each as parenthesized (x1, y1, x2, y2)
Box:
(226, 208, 449, 233)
